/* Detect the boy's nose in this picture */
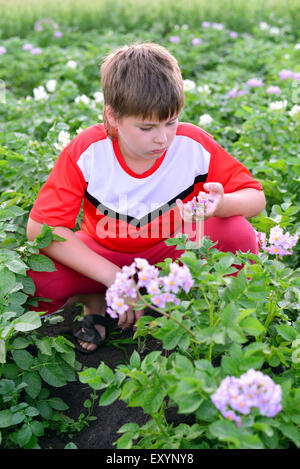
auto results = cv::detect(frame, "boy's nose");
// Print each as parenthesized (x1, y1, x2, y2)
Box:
(153, 132, 167, 144)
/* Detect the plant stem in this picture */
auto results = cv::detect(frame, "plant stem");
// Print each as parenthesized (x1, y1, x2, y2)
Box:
(135, 291, 200, 343)
(259, 254, 279, 341)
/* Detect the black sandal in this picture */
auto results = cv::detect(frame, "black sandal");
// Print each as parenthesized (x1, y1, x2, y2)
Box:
(74, 314, 114, 354)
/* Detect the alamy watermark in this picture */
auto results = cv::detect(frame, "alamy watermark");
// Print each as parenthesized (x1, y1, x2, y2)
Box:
(94, 195, 204, 248)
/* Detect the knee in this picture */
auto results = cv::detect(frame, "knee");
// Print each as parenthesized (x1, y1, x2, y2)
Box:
(204, 216, 259, 254)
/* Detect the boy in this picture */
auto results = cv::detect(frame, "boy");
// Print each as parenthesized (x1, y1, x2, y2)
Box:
(27, 43, 266, 352)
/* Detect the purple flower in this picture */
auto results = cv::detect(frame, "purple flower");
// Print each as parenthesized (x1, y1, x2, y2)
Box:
(185, 191, 215, 214)
(34, 24, 43, 32)
(0, 46, 7, 55)
(22, 43, 33, 51)
(54, 31, 63, 38)
(211, 369, 282, 425)
(293, 72, 300, 80)
(151, 294, 167, 308)
(202, 21, 211, 28)
(192, 38, 202, 46)
(279, 69, 294, 80)
(266, 85, 281, 95)
(30, 47, 42, 55)
(105, 257, 194, 317)
(229, 31, 238, 38)
(169, 36, 180, 43)
(228, 88, 238, 97)
(247, 77, 264, 88)
(260, 226, 299, 256)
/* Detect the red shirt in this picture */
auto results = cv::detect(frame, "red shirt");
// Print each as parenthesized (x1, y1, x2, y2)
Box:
(29, 122, 263, 252)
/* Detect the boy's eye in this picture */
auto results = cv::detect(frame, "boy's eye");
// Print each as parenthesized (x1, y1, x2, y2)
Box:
(139, 121, 177, 132)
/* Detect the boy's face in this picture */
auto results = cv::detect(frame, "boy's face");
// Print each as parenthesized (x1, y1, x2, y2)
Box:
(114, 113, 179, 164)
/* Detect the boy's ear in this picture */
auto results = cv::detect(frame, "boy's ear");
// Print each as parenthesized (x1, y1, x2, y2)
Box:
(105, 105, 119, 127)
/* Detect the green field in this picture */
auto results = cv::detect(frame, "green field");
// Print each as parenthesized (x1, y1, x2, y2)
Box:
(1, 0, 300, 38)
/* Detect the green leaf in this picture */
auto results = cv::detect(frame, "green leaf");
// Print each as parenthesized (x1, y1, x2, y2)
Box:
(280, 423, 300, 448)
(14, 311, 42, 332)
(35, 224, 54, 249)
(78, 367, 107, 390)
(31, 421, 44, 437)
(240, 317, 265, 337)
(11, 349, 34, 370)
(0, 410, 13, 428)
(99, 385, 121, 406)
(28, 254, 56, 272)
(118, 423, 140, 433)
(116, 432, 133, 449)
(143, 387, 165, 414)
(6, 258, 28, 276)
(48, 397, 69, 411)
(0, 340, 6, 364)
(130, 350, 141, 369)
(209, 420, 264, 449)
(276, 324, 298, 342)
(23, 371, 42, 399)
(98, 362, 115, 384)
(39, 363, 67, 387)
(36, 401, 52, 420)
(0, 268, 16, 296)
(17, 424, 32, 447)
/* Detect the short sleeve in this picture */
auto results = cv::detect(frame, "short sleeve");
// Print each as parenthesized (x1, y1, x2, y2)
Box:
(29, 147, 87, 228)
(206, 139, 263, 192)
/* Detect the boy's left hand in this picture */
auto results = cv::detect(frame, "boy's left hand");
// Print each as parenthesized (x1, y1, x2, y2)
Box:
(202, 182, 225, 219)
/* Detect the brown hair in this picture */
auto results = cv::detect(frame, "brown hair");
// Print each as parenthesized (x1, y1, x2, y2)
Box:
(100, 42, 184, 137)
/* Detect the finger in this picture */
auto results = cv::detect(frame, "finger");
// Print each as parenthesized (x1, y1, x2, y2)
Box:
(203, 182, 223, 194)
(133, 309, 144, 330)
(176, 199, 183, 216)
(118, 307, 134, 329)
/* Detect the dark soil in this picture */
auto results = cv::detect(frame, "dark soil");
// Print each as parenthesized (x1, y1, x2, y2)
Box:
(38, 305, 191, 449)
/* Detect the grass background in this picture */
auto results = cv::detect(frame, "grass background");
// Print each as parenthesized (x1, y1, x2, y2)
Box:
(0, 0, 300, 39)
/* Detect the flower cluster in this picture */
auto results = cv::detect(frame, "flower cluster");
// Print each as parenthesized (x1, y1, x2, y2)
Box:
(105, 258, 194, 318)
(198, 114, 213, 126)
(211, 369, 282, 425)
(185, 191, 215, 215)
(260, 226, 299, 256)
(53, 130, 71, 151)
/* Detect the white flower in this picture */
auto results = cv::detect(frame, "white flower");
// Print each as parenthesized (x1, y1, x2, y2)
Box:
(33, 85, 49, 101)
(66, 60, 77, 69)
(294, 43, 300, 50)
(46, 79, 57, 93)
(98, 113, 103, 121)
(212, 23, 224, 30)
(289, 104, 300, 118)
(197, 84, 211, 95)
(183, 79, 196, 92)
(182, 24, 189, 30)
(75, 94, 90, 105)
(284, 54, 290, 59)
(259, 22, 269, 31)
(269, 26, 280, 35)
(198, 114, 213, 126)
(269, 100, 287, 111)
(93, 91, 104, 103)
(54, 130, 71, 151)
(76, 127, 83, 134)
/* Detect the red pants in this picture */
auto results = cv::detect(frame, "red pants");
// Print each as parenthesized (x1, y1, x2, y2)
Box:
(27, 216, 258, 316)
